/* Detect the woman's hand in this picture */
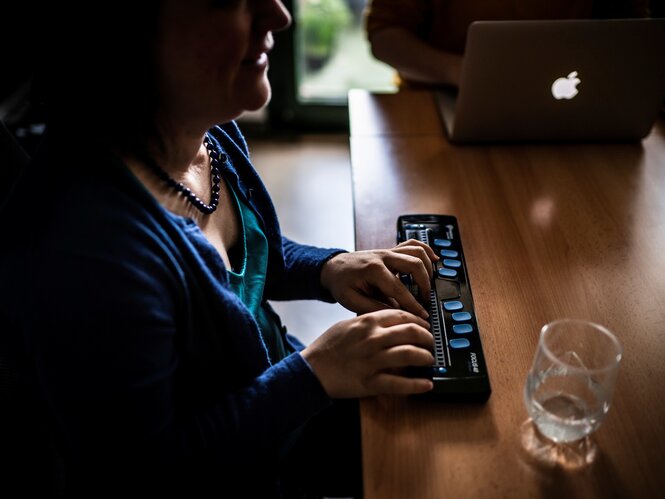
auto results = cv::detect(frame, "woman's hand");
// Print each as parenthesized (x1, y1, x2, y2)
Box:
(301, 309, 435, 398)
(320, 239, 439, 319)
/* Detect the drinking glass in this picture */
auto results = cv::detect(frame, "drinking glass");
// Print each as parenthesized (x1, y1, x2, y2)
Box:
(521, 319, 622, 468)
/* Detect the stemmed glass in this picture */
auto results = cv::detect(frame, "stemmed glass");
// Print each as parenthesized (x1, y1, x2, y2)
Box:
(521, 319, 623, 468)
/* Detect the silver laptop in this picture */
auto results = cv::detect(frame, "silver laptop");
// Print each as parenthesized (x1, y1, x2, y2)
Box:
(437, 19, 665, 143)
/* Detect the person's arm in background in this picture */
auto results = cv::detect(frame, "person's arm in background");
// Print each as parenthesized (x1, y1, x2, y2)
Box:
(370, 27, 463, 87)
(365, 0, 462, 87)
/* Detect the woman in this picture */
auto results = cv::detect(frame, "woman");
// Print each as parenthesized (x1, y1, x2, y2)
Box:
(1, 0, 437, 496)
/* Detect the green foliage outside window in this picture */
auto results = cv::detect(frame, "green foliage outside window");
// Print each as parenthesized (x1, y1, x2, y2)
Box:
(299, 0, 352, 71)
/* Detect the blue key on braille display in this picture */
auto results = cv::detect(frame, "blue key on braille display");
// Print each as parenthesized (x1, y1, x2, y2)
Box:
(434, 238, 452, 247)
(443, 300, 463, 311)
(449, 338, 471, 349)
(453, 324, 473, 334)
(452, 312, 472, 321)
(438, 268, 457, 278)
(443, 259, 462, 268)
(440, 249, 459, 258)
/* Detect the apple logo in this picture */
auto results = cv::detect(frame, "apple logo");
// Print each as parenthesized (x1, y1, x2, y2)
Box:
(551, 71, 581, 100)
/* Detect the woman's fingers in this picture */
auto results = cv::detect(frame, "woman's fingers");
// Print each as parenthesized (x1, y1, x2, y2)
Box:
(374, 249, 434, 302)
(340, 291, 394, 315)
(391, 244, 436, 280)
(361, 304, 432, 330)
(373, 321, 434, 350)
(368, 265, 430, 318)
(302, 309, 435, 398)
(375, 344, 435, 369)
(392, 240, 440, 299)
(321, 244, 439, 316)
(395, 238, 439, 264)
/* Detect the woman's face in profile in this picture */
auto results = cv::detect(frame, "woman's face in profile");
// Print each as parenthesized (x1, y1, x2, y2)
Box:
(157, 0, 291, 128)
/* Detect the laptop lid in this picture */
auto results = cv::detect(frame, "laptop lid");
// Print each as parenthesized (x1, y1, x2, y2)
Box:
(438, 19, 665, 143)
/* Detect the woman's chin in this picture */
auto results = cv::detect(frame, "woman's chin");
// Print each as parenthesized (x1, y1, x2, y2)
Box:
(215, 82, 272, 122)
(244, 85, 272, 112)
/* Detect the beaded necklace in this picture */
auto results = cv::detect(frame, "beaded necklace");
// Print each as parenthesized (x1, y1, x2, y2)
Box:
(144, 134, 228, 215)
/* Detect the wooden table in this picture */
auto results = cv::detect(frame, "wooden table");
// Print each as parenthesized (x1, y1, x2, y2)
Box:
(349, 89, 665, 498)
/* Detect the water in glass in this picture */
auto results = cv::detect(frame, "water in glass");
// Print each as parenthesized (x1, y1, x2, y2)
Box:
(525, 370, 608, 443)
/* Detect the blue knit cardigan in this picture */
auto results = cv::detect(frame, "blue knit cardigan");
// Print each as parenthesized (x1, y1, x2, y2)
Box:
(0, 122, 345, 495)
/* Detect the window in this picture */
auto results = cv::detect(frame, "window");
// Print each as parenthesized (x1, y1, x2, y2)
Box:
(269, 0, 396, 130)
(297, 0, 395, 103)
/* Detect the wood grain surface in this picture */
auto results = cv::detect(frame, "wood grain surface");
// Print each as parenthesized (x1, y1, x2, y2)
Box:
(350, 90, 665, 498)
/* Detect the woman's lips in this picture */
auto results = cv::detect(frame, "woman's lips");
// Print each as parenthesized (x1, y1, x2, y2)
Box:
(244, 34, 273, 66)
(242, 52, 269, 70)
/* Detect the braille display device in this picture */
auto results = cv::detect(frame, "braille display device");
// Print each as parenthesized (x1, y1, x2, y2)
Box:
(398, 214, 491, 402)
